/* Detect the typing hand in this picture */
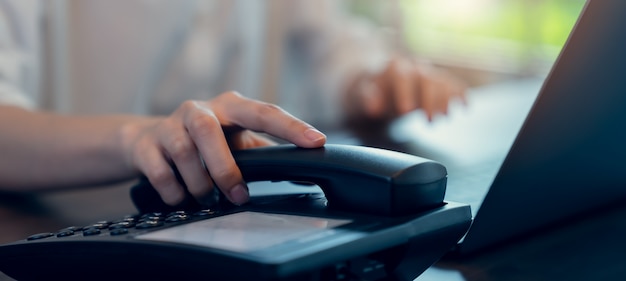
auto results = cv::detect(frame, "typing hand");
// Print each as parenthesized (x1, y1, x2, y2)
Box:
(345, 57, 467, 124)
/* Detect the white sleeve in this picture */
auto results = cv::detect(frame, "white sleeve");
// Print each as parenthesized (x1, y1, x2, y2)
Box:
(0, 0, 41, 109)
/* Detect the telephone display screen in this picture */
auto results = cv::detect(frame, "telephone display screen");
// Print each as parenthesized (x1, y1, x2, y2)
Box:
(136, 212, 352, 253)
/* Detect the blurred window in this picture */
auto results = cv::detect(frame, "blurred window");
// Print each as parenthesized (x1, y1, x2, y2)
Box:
(346, 0, 587, 86)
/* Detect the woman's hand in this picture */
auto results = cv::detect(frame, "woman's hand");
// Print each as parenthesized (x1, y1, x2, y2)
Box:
(122, 91, 326, 206)
(345, 58, 467, 124)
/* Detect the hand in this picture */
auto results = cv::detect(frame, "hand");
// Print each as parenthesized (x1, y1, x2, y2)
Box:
(122, 91, 326, 206)
(344, 57, 467, 124)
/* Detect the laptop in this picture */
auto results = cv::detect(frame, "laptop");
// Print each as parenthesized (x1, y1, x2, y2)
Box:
(390, 0, 626, 255)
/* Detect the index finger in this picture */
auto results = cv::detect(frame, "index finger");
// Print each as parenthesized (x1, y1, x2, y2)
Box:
(389, 60, 419, 115)
(209, 92, 327, 148)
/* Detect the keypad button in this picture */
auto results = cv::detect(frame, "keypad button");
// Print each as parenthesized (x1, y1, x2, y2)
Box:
(59, 226, 83, 232)
(135, 220, 164, 229)
(82, 228, 101, 236)
(165, 214, 189, 223)
(110, 229, 129, 236)
(85, 222, 110, 230)
(27, 233, 55, 241)
(167, 211, 189, 217)
(109, 221, 135, 230)
(139, 215, 164, 222)
(115, 215, 138, 224)
(193, 209, 216, 217)
(140, 213, 163, 220)
(56, 230, 75, 238)
(118, 217, 137, 224)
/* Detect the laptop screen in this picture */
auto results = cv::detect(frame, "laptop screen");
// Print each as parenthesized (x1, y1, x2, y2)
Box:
(459, 0, 626, 254)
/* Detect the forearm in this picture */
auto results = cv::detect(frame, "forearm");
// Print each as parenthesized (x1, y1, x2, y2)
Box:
(0, 106, 161, 191)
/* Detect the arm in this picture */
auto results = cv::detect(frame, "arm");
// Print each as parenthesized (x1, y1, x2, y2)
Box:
(0, 106, 156, 190)
(0, 92, 326, 206)
(0, 2, 325, 206)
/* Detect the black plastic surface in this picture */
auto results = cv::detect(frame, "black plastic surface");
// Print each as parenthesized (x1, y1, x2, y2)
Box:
(0, 144, 468, 281)
(132, 144, 448, 216)
(0, 201, 471, 281)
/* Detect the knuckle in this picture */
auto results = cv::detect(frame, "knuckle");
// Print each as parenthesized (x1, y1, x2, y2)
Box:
(256, 102, 285, 119)
(260, 102, 283, 112)
(146, 166, 174, 187)
(223, 90, 242, 98)
(187, 112, 220, 137)
(167, 135, 195, 161)
(179, 100, 200, 111)
(216, 91, 243, 102)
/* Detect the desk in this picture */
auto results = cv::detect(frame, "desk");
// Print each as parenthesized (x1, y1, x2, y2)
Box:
(418, 202, 626, 281)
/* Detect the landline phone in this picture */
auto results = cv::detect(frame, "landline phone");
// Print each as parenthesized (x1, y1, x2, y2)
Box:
(0, 144, 471, 281)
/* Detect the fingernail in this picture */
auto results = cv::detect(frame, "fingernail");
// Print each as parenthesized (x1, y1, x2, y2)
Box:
(228, 183, 249, 205)
(304, 128, 326, 142)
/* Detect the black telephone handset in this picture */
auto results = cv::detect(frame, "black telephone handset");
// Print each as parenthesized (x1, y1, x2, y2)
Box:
(0, 144, 471, 281)
(132, 144, 448, 216)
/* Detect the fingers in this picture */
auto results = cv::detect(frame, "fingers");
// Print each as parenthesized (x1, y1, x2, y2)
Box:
(418, 66, 468, 121)
(209, 92, 327, 148)
(354, 78, 387, 119)
(419, 76, 445, 122)
(179, 100, 248, 205)
(377, 59, 466, 121)
(227, 130, 278, 150)
(127, 100, 246, 206)
(188, 93, 327, 205)
(160, 117, 214, 204)
(131, 135, 187, 206)
(141, 94, 326, 207)
(388, 60, 419, 115)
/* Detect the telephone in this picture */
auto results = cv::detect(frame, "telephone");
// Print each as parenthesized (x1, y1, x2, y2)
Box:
(0, 144, 471, 281)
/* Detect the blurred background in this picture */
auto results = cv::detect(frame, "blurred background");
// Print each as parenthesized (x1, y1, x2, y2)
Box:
(335, 0, 589, 186)
(345, 0, 586, 87)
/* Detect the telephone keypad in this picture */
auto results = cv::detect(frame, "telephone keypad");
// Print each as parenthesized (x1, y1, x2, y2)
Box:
(22, 208, 221, 241)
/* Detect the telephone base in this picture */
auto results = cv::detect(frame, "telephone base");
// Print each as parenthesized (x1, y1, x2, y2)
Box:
(0, 201, 471, 281)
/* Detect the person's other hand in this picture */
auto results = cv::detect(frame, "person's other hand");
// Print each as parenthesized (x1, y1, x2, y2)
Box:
(345, 57, 467, 124)
(122, 91, 327, 206)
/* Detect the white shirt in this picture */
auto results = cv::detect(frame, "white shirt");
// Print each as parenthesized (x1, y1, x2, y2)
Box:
(0, 0, 390, 126)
